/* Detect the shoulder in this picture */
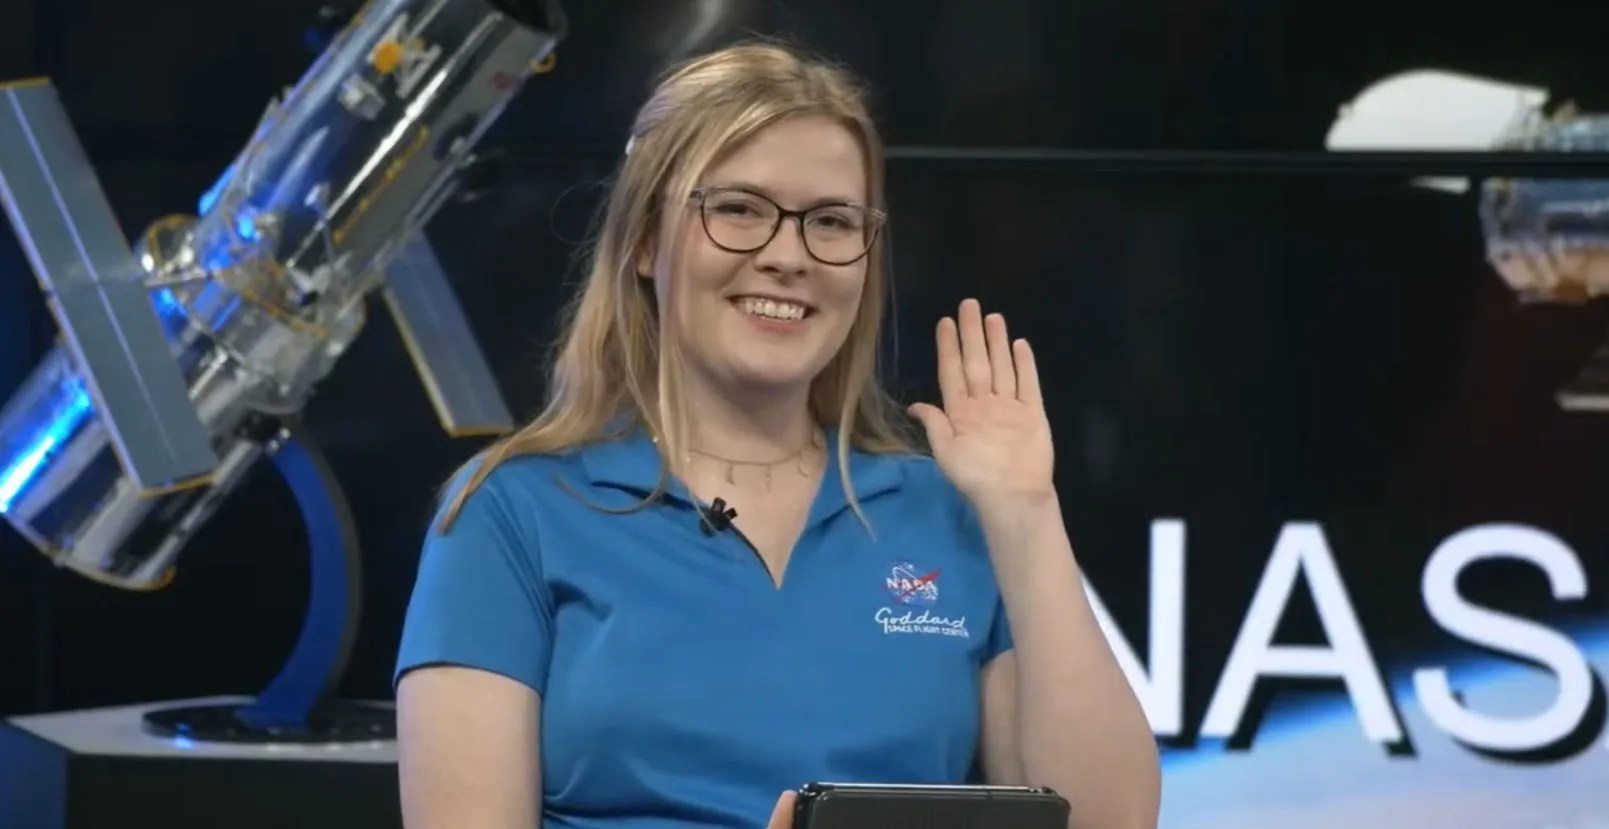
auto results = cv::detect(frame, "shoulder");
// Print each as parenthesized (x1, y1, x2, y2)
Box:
(447, 449, 579, 500)
(852, 449, 985, 540)
(867, 450, 969, 507)
(430, 446, 594, 538)
(884, 451, 950, 491)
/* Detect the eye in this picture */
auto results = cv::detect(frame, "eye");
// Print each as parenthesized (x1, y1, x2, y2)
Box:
(807, 209, 863, 231)
(705, 192, 773, 221)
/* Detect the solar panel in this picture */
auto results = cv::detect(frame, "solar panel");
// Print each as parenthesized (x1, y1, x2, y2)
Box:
(0, 79, 218, 493)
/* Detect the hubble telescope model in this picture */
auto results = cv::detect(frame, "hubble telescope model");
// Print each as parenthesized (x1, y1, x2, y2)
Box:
(0, 0, 563, 593)
(0, 0, 566, 742)
(1328, 70, 1609, 410)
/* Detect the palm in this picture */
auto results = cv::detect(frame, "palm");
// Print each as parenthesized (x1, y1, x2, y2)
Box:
(908, 299, 1055, 502)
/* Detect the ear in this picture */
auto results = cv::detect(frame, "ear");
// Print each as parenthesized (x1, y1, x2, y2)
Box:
(634, 230, 657, 279)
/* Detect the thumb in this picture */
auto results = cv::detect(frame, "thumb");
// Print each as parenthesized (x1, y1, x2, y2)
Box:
(766, 790, 798, 829)
(907, 402, 954, 447)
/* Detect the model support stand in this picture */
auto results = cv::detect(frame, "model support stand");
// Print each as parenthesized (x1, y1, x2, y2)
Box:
(141, 418, 395, 744)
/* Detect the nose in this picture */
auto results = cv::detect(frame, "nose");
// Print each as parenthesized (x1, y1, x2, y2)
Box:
(753, 215, 811, 276)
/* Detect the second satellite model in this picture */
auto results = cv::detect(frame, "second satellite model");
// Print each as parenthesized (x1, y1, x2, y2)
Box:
(1327, 69, 1609, 410)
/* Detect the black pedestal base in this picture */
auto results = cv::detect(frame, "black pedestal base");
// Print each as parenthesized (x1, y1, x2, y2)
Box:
(0, 697, 401, 829)
(143, 699, 396, 744)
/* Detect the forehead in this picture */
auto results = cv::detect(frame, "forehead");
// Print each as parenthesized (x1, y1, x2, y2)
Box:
(702, 115, 868, 205)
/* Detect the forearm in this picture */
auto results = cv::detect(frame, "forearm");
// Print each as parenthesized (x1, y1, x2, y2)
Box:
(977, 492, 1162, 829)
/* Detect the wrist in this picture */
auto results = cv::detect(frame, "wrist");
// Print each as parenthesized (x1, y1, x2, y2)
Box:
(970, 485, 1059, 522)
(972, 487, 1080, 595)
(971, 488, 1062, 550)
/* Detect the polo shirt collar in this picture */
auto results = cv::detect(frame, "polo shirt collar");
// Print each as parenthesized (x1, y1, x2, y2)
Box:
(578, 423, 906, 517)
(576, 425, 672, 494)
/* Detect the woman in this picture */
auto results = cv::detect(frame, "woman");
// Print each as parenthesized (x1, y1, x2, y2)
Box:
(394, 39, 1160, 829)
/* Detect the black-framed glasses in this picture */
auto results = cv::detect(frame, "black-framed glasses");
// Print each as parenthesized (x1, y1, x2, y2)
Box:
(690, 186, 887, 266)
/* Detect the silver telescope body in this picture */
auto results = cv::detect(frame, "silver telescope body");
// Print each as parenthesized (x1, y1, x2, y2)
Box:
(0, 0, 564, 589)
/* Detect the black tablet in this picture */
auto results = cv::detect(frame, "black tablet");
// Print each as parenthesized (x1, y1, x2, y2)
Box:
(793, 782, 1070, 829)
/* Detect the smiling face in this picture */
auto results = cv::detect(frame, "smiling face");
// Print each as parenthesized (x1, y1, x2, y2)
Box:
(642, 115, 874, 403)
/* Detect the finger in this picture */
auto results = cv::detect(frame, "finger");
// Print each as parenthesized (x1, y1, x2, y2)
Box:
(1014, 338, 1043, 407)
(767, 790, 798, 829)
(957, 298, 992, 396)
(986, 312, 1016, 398)
(935, 316, 966, 412)
(907, 402, 955, 448)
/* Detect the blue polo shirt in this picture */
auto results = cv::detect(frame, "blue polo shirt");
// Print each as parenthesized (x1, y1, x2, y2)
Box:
(395, 427, 1014, 828)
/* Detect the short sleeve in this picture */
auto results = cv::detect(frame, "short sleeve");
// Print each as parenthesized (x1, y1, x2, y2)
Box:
(394, 462, 554, 694)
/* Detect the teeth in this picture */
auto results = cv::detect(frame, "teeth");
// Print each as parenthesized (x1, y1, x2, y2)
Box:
(737, 297, 806, 321)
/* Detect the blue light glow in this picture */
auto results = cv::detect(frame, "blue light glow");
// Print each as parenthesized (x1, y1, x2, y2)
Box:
(0, 289, 191, 516)
(199, 210, 259, 273)
(197, 161, 237, 216)
(151, 286, 188, 332)
(0, 383, 92, 514)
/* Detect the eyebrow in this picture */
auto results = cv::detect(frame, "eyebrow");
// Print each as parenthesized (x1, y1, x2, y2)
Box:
(708, 180, 867, 209)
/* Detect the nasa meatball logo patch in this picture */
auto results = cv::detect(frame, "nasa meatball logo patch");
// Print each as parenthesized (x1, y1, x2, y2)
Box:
(875, 561, 970, 638)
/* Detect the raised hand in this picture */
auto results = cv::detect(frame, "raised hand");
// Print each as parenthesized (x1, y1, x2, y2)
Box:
(907, 299, 1056, 506)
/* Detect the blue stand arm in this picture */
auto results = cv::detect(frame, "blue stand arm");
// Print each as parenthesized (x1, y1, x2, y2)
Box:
(237, 418, 363, 730)
(142, 417, 394, 743)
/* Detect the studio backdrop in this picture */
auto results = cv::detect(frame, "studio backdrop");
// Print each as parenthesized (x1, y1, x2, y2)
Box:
(0, 2, 1605, 828)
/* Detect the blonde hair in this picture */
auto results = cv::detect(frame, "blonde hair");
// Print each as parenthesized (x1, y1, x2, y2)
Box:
(436, 38, 919, 532)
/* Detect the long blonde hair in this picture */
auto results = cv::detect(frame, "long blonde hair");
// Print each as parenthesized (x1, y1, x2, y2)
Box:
(436, 39, 920, 531)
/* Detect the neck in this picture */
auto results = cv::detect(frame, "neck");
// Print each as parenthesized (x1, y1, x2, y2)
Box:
(680, 371, 818, 464)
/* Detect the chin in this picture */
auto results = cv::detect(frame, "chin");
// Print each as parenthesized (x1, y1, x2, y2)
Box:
(717, 335, 837, 388)
(725, 362, 823, 393)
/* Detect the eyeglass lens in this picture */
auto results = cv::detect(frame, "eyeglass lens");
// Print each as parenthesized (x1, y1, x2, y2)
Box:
(700, 189, 876, 265)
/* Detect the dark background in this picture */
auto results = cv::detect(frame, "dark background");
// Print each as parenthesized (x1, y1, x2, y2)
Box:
(2, 0, 1608, 756)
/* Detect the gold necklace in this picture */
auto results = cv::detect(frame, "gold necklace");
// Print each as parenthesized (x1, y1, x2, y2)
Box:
(688, 433, 823, 488)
